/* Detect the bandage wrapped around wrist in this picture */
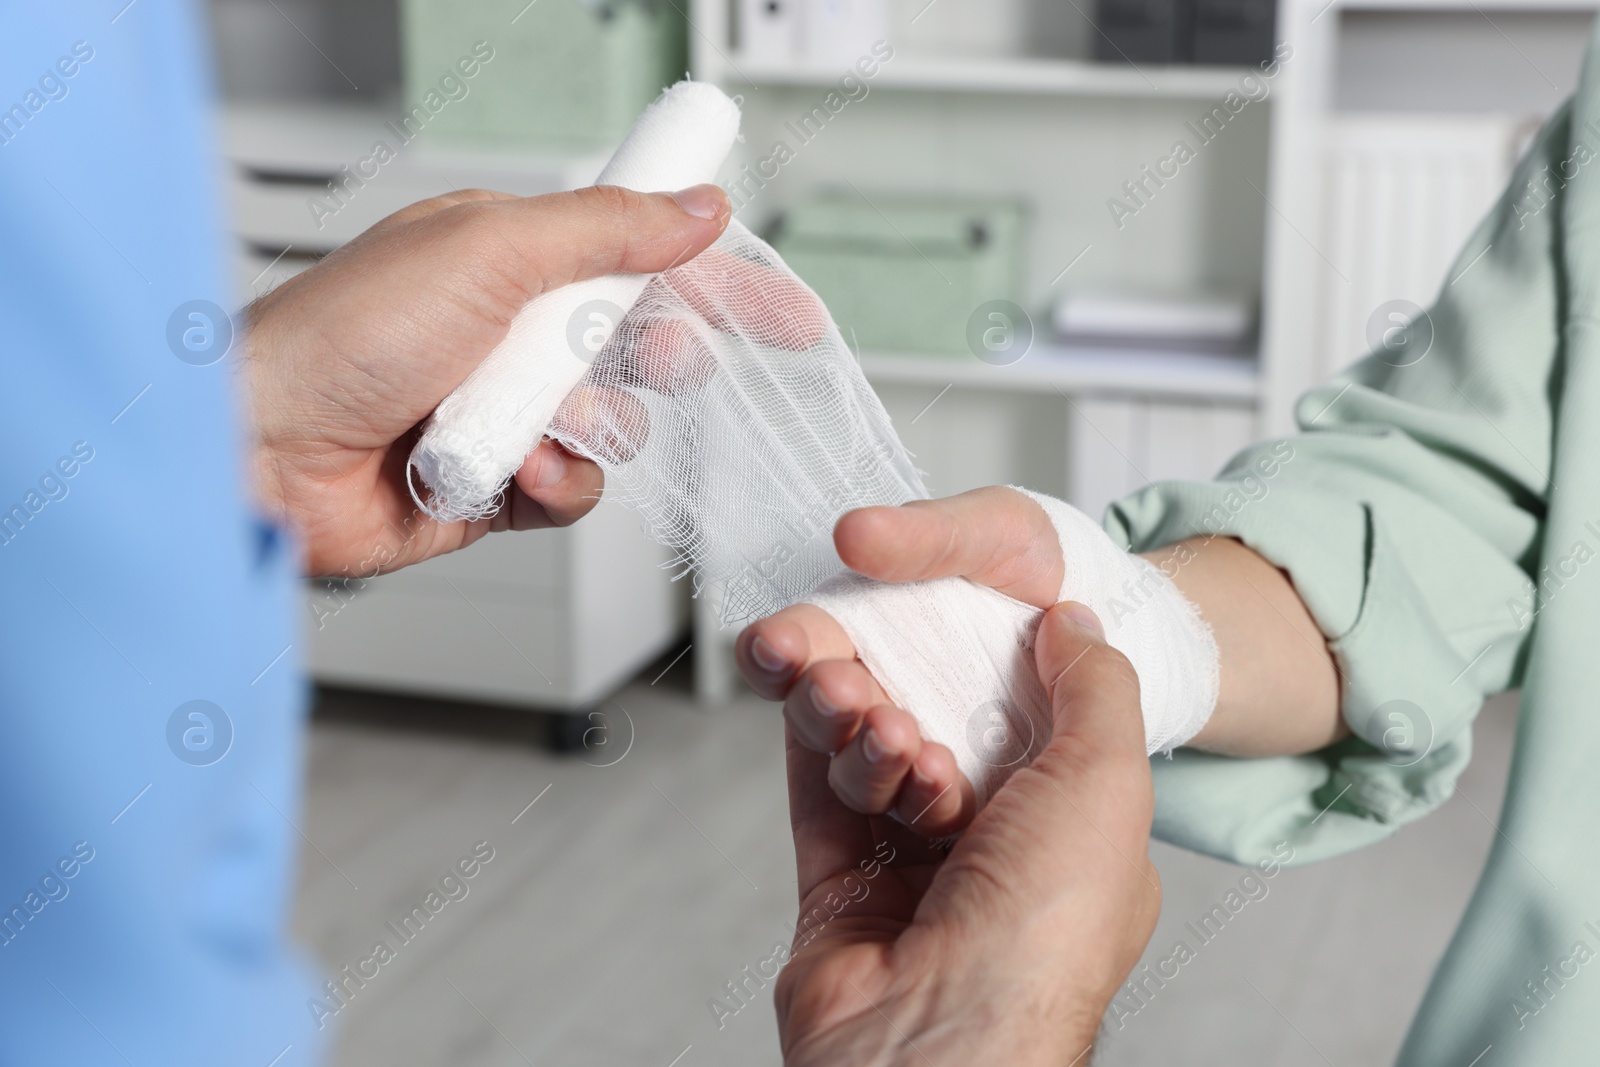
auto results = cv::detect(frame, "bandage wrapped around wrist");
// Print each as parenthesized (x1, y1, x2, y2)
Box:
(407, 82, 1217, 811)
(805, 491, 1220, 807)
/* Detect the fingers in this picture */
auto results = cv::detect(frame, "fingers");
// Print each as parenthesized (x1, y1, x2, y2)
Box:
(459, 183, 731, 297)
(744, 606, 974, 835)
(662, 249, 829, 350)
(736, 603, 858, 701)
(783, 658, 885, 754)
(892, 742, 977, 837)
(610, 315, 717, 396)
(781, 659, 978, 836)
(507, 440, 604, 527)
(549, 384, 649, 464)
(826, 704, 922, 814)
(833, 487, 1064, 608)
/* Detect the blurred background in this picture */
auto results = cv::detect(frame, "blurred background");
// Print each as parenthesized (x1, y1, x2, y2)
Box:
(205, 0, 1586, 1062)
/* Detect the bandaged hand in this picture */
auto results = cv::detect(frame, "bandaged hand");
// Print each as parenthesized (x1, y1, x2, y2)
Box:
(775, 602, 1161, 1067)
(242, 183, 730, 577)
(738, 486, 1219, 837)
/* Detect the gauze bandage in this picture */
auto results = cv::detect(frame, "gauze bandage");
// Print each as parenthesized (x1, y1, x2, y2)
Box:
(805, 491, 1219, 807)
(410, 79, 925, 619)
(408, 83, 1217, 810)
(409, 80, 744, 521)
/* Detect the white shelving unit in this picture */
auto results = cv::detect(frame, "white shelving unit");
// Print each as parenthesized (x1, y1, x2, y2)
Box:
(859, 346, 1260, 400)
(725, 55, 1256, 98)
(685, 0, 1287, 699)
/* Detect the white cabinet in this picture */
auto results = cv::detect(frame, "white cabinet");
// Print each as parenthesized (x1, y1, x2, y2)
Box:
(1068, 396, 1257, 519)
(306, 500, 684, 709)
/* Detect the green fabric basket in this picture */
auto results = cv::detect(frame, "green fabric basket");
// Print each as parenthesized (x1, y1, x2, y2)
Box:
(771, 194, 1028, 356)
(399, 0, 686, 150)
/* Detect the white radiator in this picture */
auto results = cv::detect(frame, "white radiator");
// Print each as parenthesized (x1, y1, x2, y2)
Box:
(1314, 114, 1526, 381)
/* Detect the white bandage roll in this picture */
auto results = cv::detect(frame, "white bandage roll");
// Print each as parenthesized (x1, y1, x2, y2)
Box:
(805, 489, 1220, 808)
(409, 81, 743, 521)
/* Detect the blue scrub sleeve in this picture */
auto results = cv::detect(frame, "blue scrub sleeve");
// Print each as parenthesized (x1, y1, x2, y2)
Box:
(0, 5, 328, 1064)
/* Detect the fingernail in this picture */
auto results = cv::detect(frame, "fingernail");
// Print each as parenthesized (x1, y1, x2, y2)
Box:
(671, 183, 727, 221)
(911, 762, 936, 790)
(532, 445, 568, 490)
(1063, 601, 1104, 640)
(811, 685, 840, 719)
(862, 728, 891, 764)
(749, 635, 788, 675)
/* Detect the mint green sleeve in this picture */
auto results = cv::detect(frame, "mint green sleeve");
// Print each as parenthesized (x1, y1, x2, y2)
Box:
(1104, 105, 1571, 865)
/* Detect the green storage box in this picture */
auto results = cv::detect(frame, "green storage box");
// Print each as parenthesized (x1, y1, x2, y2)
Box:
(770, 194, 1028, 356)
(399, 0, 686, 150)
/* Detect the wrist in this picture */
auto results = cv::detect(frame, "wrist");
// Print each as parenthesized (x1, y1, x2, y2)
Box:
(1020, 490, 1220, 754)
(1142, 535, 1345, 756)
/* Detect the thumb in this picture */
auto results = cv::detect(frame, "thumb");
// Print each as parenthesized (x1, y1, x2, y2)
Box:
(451, 183, 732, 293)
(1034, 602, 1148, 765)
(909, 601, 1158, 958)
(978, 601, 1152, 873)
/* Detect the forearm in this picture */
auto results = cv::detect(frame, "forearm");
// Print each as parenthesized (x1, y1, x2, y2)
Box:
(1142, 536, 1344, 757)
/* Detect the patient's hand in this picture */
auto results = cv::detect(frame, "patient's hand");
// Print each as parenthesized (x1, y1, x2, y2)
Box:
(737, 486, 1064, 838)
(775, 603, 1160, 1066)
(243, 184, 730, 577)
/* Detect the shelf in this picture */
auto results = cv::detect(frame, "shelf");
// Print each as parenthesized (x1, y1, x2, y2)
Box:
(726, 54, 1255, 100)
(860, 344, 1260, 402)
(223, 101, 615, 253)
(1332, 0, 1597, 9)
(224, 101, 612, 189)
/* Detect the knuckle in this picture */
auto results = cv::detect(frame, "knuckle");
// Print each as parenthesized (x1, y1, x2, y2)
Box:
(445, 206, 509, 264)
(576, 183, 643, 217)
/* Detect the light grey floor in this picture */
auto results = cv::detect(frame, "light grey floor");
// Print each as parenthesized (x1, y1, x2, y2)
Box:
(293, 667, 1518, 1067)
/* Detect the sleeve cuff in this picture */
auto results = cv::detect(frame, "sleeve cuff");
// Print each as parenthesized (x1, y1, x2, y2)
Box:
(1104, 478, 1496, 866)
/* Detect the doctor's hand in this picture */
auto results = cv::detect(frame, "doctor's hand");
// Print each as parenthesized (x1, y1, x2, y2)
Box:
(242, 183, 730, 577)
(738, 487, 1065, 838)
(775, 603, 1160, 1067)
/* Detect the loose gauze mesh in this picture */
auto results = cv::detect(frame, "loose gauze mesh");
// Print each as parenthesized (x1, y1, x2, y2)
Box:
(549, 219, 927, 623)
